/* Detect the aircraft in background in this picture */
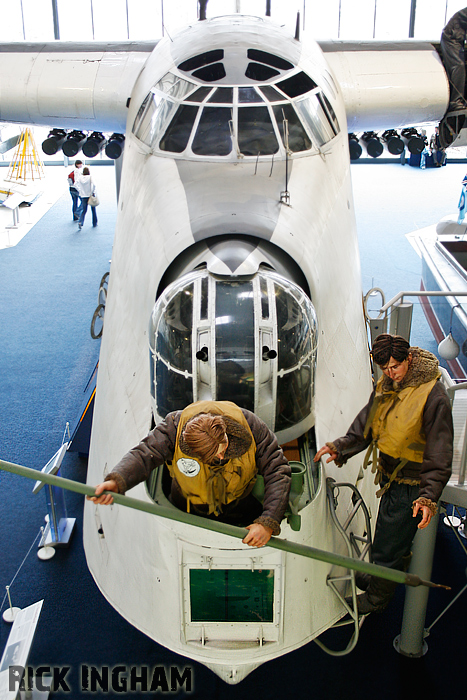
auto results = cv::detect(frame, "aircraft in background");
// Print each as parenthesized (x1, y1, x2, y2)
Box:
(0, 8, 451, 683)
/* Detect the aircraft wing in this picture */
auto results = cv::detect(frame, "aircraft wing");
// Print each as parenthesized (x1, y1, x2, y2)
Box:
(318, 40, 449, 131)
(0, 41, 157, 133)
(0, 37, 449, 136)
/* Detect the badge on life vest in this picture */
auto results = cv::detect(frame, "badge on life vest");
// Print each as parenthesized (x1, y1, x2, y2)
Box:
(177, 458, 201, 477)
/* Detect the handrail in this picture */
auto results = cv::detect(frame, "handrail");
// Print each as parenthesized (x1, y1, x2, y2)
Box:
(376, 291, 467, 488)
(439, 369, 467, 486)
(380, 290, 467, 314)
(0, 457, 449, 590)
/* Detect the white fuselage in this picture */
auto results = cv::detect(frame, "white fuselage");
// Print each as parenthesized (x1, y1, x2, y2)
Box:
(84, 16, 374, 683)
(0, 11, 451, 685)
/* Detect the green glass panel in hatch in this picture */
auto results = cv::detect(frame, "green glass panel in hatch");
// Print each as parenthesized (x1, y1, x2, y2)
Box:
(190, 569, 274, 622)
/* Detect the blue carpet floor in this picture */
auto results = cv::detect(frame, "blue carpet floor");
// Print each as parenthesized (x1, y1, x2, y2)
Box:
(0, 162, 466, 699)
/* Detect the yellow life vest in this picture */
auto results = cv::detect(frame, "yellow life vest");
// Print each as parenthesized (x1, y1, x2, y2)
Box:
(369, 374, 440, 463)
(170, 401, 257, 515)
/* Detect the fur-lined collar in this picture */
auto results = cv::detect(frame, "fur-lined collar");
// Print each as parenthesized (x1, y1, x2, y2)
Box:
(381, 347, 440, 392)
(179, 415, 252, 463)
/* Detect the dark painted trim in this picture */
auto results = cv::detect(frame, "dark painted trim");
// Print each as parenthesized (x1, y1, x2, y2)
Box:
(318, 40, 437, 52)
(0, 40, 158, 53)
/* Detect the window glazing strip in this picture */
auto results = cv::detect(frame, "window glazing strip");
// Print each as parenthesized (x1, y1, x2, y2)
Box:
(193, 63, 226, 82)
(318, 92, 340, 134)
(156, 362, 193, 417)
(154, 72, 196, 100)
(294, 95, 335, 148)
(245, 63, 279, 81)
(132, 92, 151, 135)
(238, 87, 264, 103)
(272, 103, 311, 152)
(247, 49, 294, 71)
(192, 106, 232, 156)
(160, 104, 198, 153)
(274, 281, 317, 432)
(276, 71, 318, 98)
(215, 280, 255, 411)
(207, 87, 233, 103)
(260, 276, 269, 319)
(237, 106, 279, 156)
(178, 50, 224, 73)
(133, 93, 179, 148)
(259, 86, 285, 103)
(155, 285, 193, 373)
(188, 86, 214, 103)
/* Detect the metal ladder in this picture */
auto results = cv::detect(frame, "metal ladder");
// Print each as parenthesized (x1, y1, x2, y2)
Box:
(314, 477, 373, 656)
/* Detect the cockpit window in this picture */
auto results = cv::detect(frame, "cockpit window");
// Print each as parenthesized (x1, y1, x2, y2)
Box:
(276, 72, 318, 98)
(238, 107, 278, 156)
(245, 63, 279, 81)
(320, 92, 339, 133)
(189, 86, 213, 102)
(208, 87, 233, 103)
(273, 104, 311, 152)
(258, 86, 284, 103)
(193, 63, 226, 82)
(133, 92, 178, 147)
(239, 87, 264, 103)
(192, 107, 232, 156)
(247, 49, 294, 71)
(133, 55, 339, 156)
(295, 94, 336, 148)
(154, 72, 195, 100)
(178, 50, 224, 72)
(160, 105, 198, 153)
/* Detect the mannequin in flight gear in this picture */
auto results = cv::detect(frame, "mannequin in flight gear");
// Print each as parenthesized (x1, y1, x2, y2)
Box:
(441, 8, 467, 111)
(314, 334, 453, 614)
(89, 400, 291, 548)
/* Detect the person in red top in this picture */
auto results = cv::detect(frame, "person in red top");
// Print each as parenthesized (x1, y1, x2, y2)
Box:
(67, 159, 82, 221)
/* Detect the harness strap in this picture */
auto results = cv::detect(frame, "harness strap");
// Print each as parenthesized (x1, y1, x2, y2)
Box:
(375, 458, 409, 497)
(363, 396, 381, 439)
(363, 441, 378, 473)
(363, 440, 409, 498)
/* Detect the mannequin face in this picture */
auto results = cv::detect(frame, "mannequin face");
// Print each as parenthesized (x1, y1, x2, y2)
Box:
(380, 354, 411, 382)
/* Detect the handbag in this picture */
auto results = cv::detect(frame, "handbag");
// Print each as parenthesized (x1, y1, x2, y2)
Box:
(89, 194, 99, 207)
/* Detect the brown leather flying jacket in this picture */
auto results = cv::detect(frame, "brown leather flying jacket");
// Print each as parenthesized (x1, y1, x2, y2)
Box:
(329, 348, 453, 504)
(107, 405, 291, 535)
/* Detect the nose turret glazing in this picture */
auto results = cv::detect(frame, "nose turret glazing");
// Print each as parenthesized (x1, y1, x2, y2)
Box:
(149, 268, 317, 442)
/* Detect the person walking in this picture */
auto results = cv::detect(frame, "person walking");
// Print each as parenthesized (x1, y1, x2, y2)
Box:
(314, 334, 453, 614)
(76, 166, 98, 230)
(67, 159, 83, 221)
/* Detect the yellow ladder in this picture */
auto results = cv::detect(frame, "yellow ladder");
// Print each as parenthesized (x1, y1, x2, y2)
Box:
(5, 127, 45, 183)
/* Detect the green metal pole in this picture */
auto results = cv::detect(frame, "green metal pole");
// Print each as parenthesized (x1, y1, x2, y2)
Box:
(0, 458, 448, 590)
